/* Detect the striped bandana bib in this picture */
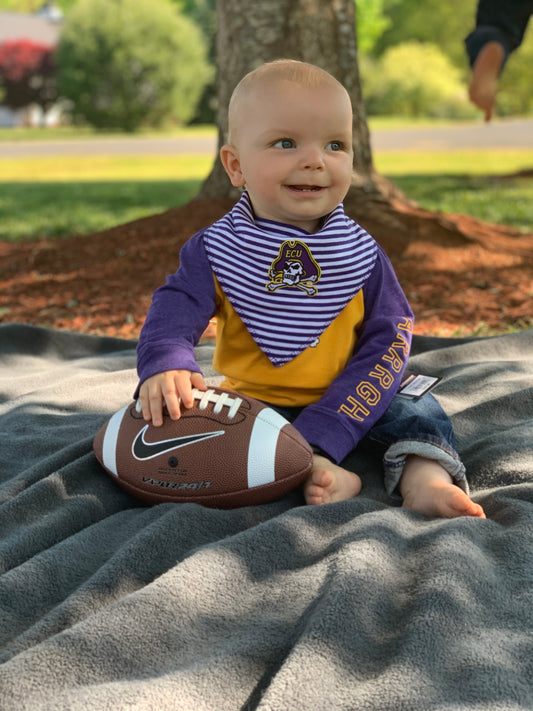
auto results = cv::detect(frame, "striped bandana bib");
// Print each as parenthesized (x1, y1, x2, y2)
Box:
(203, 191, 378, 366)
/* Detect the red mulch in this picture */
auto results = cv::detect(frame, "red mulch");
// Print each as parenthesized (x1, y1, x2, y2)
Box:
(1, 195, 532, 340)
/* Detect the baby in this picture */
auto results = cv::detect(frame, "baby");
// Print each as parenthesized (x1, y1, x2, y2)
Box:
(136, 59, 485, 519)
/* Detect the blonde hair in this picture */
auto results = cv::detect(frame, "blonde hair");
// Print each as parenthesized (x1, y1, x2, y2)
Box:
(227, 60, 349, 143)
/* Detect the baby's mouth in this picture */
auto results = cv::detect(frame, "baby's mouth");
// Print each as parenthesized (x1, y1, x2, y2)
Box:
(287, 185, 324, 192)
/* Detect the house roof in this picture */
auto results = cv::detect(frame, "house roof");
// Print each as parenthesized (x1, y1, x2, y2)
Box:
(0, 12, 62, 47)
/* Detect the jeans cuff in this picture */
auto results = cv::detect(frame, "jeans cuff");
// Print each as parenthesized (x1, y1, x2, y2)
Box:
(383, 440, 468, 499)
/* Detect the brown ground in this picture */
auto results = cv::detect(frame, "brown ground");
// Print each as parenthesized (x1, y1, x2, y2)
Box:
(1, 193, 532, 341)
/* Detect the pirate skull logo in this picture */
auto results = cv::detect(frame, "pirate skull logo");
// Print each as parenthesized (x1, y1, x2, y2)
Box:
(283, 260, 305, 284)
(266, 240, 321, 296)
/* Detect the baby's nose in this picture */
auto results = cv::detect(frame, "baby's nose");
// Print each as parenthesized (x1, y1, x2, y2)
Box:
(300, 148, 325, 169)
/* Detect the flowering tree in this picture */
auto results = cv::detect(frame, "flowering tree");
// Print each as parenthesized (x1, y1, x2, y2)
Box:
(0, 39, 58, 114)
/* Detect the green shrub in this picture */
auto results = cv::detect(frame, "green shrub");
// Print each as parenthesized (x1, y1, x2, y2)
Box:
(362, 41, 478, 119)
(57, 0, 212, 131)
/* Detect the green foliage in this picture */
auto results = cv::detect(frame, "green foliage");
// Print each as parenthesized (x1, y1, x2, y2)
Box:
(173, 0, 216, 47)
(56, 0, 212, 131)
(355, 0, 398, 54)
(0, 0, 75, 11)
(170, 0, 216, 123)
(498, 27, 533, 116)
(0, 0, 41, 9)
(361, 42, 478, 118)
(373, 0, 477, 69)
(369, 0, 531, 117)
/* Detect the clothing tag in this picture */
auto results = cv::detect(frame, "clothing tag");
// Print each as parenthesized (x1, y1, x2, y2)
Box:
(397, 371, 441, 399)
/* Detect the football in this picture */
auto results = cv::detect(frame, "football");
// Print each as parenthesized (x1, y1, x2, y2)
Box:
(93, 387, 313, 508)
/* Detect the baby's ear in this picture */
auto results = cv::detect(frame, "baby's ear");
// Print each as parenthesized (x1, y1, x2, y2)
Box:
(220, 144, 246, 187)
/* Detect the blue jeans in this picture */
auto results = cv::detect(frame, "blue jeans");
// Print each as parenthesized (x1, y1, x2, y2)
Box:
(269, 393, 467, 498)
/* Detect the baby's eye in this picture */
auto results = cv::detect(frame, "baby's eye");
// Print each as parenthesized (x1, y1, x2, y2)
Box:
(327, 141, 344, 152)
(274, 138, 295, 149)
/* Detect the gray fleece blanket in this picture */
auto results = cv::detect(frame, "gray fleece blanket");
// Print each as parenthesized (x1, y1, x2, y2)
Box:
(0, 323, 532, 710)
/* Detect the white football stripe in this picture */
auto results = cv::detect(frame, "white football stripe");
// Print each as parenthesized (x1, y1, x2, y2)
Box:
(102, 405, 128, 477)
(247, 409, 288, 488)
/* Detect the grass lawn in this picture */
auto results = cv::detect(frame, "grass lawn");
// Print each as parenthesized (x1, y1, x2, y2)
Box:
(375, 149, 533, 233)
(0, 124, 216, 142)
(0, 127, 531, 241)
(0, 154, 214, 241)
(0, 179, 204, 240)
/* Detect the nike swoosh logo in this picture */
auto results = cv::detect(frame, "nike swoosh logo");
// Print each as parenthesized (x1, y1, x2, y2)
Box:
(132, 426, 225, 461)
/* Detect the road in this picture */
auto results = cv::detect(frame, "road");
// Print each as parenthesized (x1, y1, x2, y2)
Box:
(370, 118, 533, 151)
(1, 118, 532, 158)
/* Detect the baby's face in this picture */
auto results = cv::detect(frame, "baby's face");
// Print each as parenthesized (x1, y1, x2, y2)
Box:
(226, 79, 353, 233)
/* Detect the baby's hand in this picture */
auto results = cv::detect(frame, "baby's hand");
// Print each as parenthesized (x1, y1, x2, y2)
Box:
(138, 370, 207, 426)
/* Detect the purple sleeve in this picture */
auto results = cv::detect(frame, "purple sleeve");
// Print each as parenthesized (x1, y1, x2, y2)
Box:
(465, 0, 532, 67)
(291, 247, 414, 463)
(135, 230, 216, 395)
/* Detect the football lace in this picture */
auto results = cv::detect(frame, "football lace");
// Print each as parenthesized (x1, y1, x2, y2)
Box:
(192, 388, 243, 419)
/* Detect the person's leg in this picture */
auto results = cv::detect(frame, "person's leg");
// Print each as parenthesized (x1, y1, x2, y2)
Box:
(469, 40, 505, 121)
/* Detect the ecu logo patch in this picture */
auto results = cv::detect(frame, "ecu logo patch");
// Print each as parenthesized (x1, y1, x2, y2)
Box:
(266, 240, 321, 296)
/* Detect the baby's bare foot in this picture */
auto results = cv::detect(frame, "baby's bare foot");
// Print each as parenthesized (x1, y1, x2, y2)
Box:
(400, 456, 486, 519)
(402, 478, 486, 519)
(304, 455, 361, 505)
